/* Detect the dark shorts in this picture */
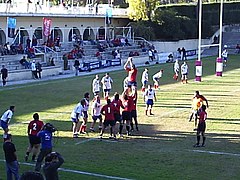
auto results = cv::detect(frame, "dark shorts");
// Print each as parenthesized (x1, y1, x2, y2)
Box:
(131, 110, 137, 118)
(93, 91, 100, 95)
(122, 111, 131, 121)
(0, 120, 8, 130)
(142, 80, 148, 85)
(104, 89, 111, 92)
(146, 99, 154, 106)
(83, 111, 88, 118)
(71, 118, 79, 123)
(92, 115, 102, 122)
(114, 113, 122, 122)
(153, 77, 159, 82)
(29, 135, 41, 145)
(197, 122, 206, 132)
(127, 81, 137, 87)
(103, 120, 116, 127)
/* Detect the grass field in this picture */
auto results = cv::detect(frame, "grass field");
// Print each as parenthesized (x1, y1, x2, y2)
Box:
(0, 55, 240, 180)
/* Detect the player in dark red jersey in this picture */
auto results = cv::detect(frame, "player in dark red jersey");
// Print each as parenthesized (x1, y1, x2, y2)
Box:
(25, 113, 44, 162)
(194, 105, 207, 147)
(121, 93, 132, 136)
(111, 93, 124, 136)
(100, 99, 118, 140)
(124, 57, 138, 91)
(129, 90, 138, 131)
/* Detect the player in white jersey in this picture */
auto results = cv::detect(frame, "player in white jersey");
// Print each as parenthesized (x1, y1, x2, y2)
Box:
(141, 68, 148, 92)
(71, 100, 85, 138)
(101, 73, 113, 99)
(79, 92, 90, 134)
(92, 74, 101, 95)
(144, 85, 157, 116)
(173, 59, 180, 81)
(123, 76, 128, 91)
(153, 69, 163, 89)
(181, 61, 188, 84)
(90, 95, 103, 132)
(1, 106, 15, 139)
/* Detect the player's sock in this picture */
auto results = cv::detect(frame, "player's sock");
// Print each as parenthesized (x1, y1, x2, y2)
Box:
(202, 136, 206, 146)
(130, 122, 134, 130)
(126, 125, 130, 135)
(79, 125, 83, 132)
(32, 155, 36, 161)
(145, 110, 148, 115)
(197, 135, 200, 145)
(141, 87, 145, 92)
(83, 125, 87, 132)
(110, 127, 113, 136)
(98, 126, 102, 131)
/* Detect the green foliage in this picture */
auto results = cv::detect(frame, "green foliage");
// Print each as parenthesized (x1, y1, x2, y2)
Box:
(129, 21, 156, 40)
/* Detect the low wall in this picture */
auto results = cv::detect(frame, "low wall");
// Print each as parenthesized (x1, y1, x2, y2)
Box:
(8, 66, 63, 81)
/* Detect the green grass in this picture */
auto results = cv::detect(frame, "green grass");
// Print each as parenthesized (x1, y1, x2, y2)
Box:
(0, 55, 240, 180)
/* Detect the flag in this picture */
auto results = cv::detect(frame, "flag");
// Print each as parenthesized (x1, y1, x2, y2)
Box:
(43, 18, 52, 37)
(105, 9, 112, 24)
(7, 17, 16, 38)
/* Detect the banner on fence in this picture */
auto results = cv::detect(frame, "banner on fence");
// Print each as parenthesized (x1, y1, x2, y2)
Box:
(43, 18, 52, 37)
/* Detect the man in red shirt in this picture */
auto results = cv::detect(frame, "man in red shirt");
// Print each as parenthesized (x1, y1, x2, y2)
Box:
(124, 57, 138, 91)
(194, 105, 207, 147)
(25, 113, 44, 162)
(100, 99, 118, 140)
(129, 91, 138, 131)
(121, 93, 133, 136)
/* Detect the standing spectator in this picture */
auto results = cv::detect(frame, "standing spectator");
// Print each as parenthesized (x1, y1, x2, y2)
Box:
(193, 105, 207, 147)
(3, 134, 19, 180)
(62, 54, 68, 70)
(26, 37, 31, 49)
(222, 48, 228, 67)
(141, 68, 148, 92)
(148, 49, 154, 61)
(36, 61, 42, 79)
(153, 69, 164, 90)
(31, 60, 38, 79)
(181, 47, 187, 61)
(35, 123, 56, 172)
(71, 99, 85, 138)
(89, 95, 103, 132)
(99, 99, 118, 140)
(43, 152, 64, 180)
(144, 85, 157, 116)
(92, 75, 100, 96)
(235, 44, 240, 54)
(32, 37, 38, 47)
(181, 61, 188, 84)
(124, 57, 138, 91)
(173, 59, 180, 81)
(73, 59, 80, 76)
(101, 73, 113, 99)
(1, 106, 15, 140)
(1, 65, 8, 86)
(25, 113, 44, 162)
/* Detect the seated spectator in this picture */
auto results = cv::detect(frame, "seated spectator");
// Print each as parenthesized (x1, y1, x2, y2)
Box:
(19, 56, 30, 69)
(26, 48, 36, 59)
(134, 51, 139, 56)
(4, 42, 11, 54)
(129, 51, 134, 57)
(95, 51, 102, 60)
(125, 38, 131, 46)
(0, 45, 6, 56)
(120, 38, 125, 46)
(167, 54, 174, 63)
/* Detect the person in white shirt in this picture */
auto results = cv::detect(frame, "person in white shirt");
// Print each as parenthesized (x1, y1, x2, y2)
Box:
(153, 69, 163, 89)
(144, 85, 156, 116)
(90, 95, 102, 132)
(148, 49, 154, 61)
(31, 60, 38, 79)
(71, 100, 85, 138)
(173, 59, 180, 81)
(92, 75, 100, 95)
(222, 48, 228, 66)
(79, 92, 90, 134)
(1, 106, 15, 139)
(181, 61, 188, 84)
(123, 76, 128, 91)
(141, 68, 148, 92)
(101, 73, 113, 99)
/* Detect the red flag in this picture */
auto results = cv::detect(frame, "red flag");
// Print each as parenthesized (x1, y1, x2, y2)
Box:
(43, 18, 52, 37)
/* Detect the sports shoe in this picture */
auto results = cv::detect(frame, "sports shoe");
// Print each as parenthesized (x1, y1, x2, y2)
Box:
(109, 136, 114, 139)
(136, 127, 139, 131)
(120, 134, 124, 138)
(193, 143, 200, 147)
(73, 134, 78, 138)
(25, 155, 28, 162)
(90, 128, 95, 132)
(80, 131, 86, 134)
(150, 113, 154, 115)
(98, 135, 103, 139)
(193, 128, 197, 131)
(201, 144, 205, 147)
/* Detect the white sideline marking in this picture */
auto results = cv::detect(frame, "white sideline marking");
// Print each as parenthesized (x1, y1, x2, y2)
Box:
(0, 159, 132, 180)
(192, 150, 240, 157)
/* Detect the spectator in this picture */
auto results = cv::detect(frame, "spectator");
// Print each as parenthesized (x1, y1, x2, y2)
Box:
(43, 152, 64, 180)
(125, 38, 131, 46)
(222, 48, 228, 67)
(32, 37, 38, 47)
(1, 65, 8, 86)
(177, 48, 181, 60)
(26, 37, 31, 49)
(36, 61, 42, 79)
(235, 44, 240, 54)
(63, 54, 68, 70)
(181, 47, 187, 61)
(20, 171, 44, 180)
(50, 58, 55, 66)
(73, 59, 80, 76)
(4, 42, 11, 55)
(19, 56, 30, 69)
(35, 123, 56, 172)
(148, 49, 154, 61)
(3, 134, 20, 180)
(31, 60, 38, 79)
